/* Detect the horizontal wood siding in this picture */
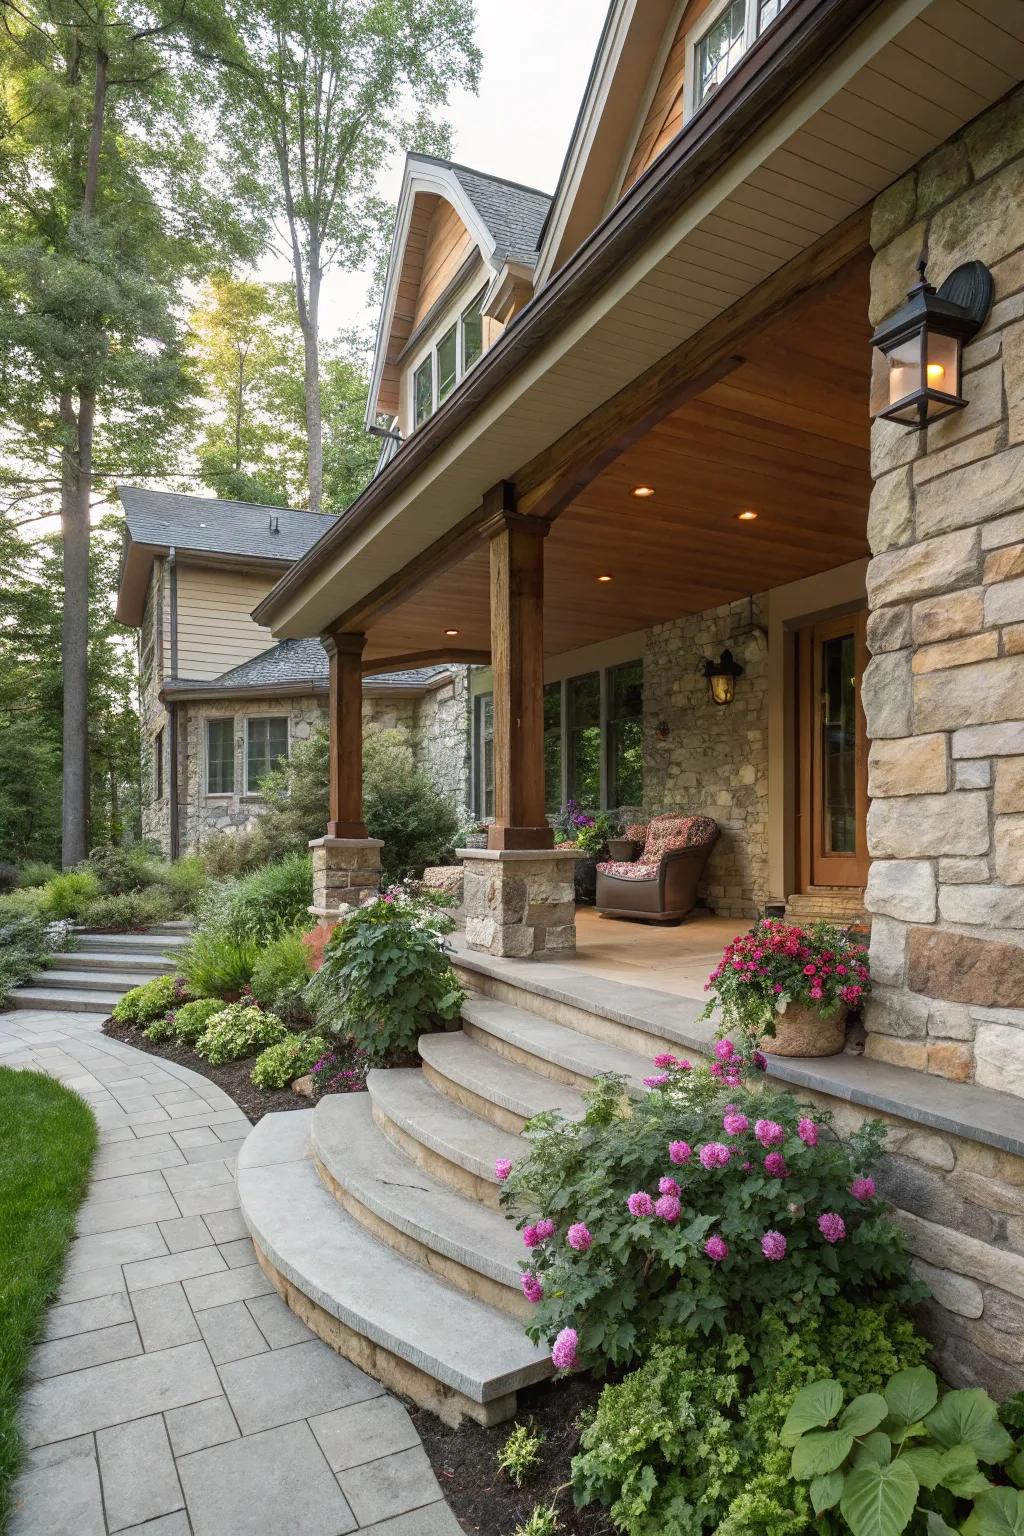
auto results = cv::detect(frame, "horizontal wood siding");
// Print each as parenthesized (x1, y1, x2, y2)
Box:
(175, 566, 277, 681)
(621, 0, 715, 195)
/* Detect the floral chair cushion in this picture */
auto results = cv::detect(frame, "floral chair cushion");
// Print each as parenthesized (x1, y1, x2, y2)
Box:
(623, 822, 649, 844)
(596, 860, 660, 881)
(643, 813, 718, 860)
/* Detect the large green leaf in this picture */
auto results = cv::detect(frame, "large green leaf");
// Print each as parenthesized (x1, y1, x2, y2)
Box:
(793, 1430, 856, 1479)
(926, 1513, 960, 1536)
(811, 1472, 845, 1513)
(886, 1368, 939, 1427)
(781, 1380, 845, 1445)
(939, 1445, 991, 1498)
(901, 1448, 943, 1489)
(976, 1488, 1024, 1536)
(840, 1462, 920, 1536)
(854, 1434, 894, 1469)
(1009, 1452, 1024, 1490)
(842, 1395, 891, 1437)
(926, 1392, 1014, 1465)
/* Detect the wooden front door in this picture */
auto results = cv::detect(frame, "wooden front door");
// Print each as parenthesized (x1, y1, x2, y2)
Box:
(796, 610, 869, 890)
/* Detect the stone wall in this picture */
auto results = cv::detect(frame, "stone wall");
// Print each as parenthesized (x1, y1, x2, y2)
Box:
(863, 86, 1024, 1096)
(416, 668, 472, 813)
(643, 596, 769, 917)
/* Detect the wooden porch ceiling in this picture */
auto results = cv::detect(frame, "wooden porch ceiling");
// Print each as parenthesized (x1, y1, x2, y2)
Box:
(363, 255, 872, 665)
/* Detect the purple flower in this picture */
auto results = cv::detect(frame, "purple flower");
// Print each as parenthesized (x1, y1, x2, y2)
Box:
(761, 1230, 787, 1261)
(763, 1152, 789, 1178)
(627, 1190, 655, 1217)
(818, 1211, 847, 1244)
(755, 1119, 785, 1148)
(723, 1112, 749, 1136)
(850, 1177, 876, 1202)
(655, 1193, 681, 1223)
(567, 1222, 593, 1252)
(522, 1224, 541, 1248)
(658, 1176, 680, 1198)
(494, 1158, 513, 1182)
(797, 1118, 818, 1147)
(652, 1053, 676, 1068)
(669, 1141, 692, 1165)
(520, 1272, 543, 1303)
(752, 1051, 768, 1071)
(699, 1142, 731, 1170)
(704, 1234, 729, 1262)
(714, 1039, 735, 1061)
(535, 1217, 556, 1241)
(551, 1327, 579, 1370)
(644, 1074, 669, 1089)
(677, 1060, 693, 1072)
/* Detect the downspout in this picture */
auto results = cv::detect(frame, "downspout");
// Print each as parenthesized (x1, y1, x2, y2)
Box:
(167, 547, 180, 860)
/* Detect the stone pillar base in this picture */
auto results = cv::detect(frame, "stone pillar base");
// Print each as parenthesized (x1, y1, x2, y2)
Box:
(309, 835, 384, 918)
(458, 847, 578, 958)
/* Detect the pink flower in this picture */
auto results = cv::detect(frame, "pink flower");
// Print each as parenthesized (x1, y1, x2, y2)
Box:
(803, 964, 816, 976)
(551, 1327, 578, 1370)
(644, 1074, 669, 1088)
(761, 1230, 787, 1261)
(753, 1051, 768, 1071)
(535, 1218, 556, 1241)
(704, 1234, 729, 1262)
(627, 1190, 655, 1217)
(520, 1272, 543, 1303)
(652, 1053, 676, 1068)
(677, 1060, 692, 1071)
(522, 1224, 541, 1248)
(699, 1142, 731, 1169)
(797, 1118, 818, 1147)
(755, 1119, 785, 1148)
(763, 1152, 789, 1178)
(567, 1222, 593, 1252)
(658, 1176, 680, 1198)
(714, 1039, 735, 1061)
(494, 1158, 512, 1182)
(669, 1140, 692, 1165)
(723, 1113, 749, 1136)
(741, 1160, 752, 1172)
(850, 1177, 876, 1202)
(655, 1193, 681, 1222)
(818, 1211, 847, 1244)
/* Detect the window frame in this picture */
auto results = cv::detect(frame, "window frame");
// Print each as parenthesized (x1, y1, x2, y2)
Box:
(153, 728, 164, 801)
(204, 716, 236, 797)
(473, 692, 495, 821)
(682, 0, 791, 119)
(244, 715, 290, 797)
(408, 283, 488, 431)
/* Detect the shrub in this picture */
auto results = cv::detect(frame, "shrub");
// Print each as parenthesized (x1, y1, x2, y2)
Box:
(363, 727, 460, 882)
(199, 831, 267, 878)
(250, 1033, 328, 1090)
(700, 918, 871, 1040)
(0, 915, 74, 1007)
(497, 1423, 544, 1488)
(81, 888, 177, 931)
(0, 863, 19, 894)
(171, 997, 225, 1043)
(311, 890, 464, 1063)
(211, 853, 313, 946)
(153, 855, 208, 913)
(19, 860, 58, 888)
(179, 929, 260, 999)
(249, 928, 312, 1014)
(38, 869, 102, 920)
(195, 1004, 287, 1064)
(86, 844, 156, 895)
(310, 1038, 369, 1095)
(112, 974, 191, 1025)
(503, 1048, 919, 1373)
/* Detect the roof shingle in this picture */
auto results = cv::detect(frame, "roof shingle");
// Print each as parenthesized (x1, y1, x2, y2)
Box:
(163, 637, 450, 695)
(118, 486, 334, 562)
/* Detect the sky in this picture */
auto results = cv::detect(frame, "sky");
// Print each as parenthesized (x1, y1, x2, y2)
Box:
(280, 0, 609, 339)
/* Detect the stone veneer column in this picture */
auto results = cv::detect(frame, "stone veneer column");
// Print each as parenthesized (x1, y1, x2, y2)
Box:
(459, 848, 578, 958)
(309, 835, 384, 919)
(863, 86, 1024, 1095)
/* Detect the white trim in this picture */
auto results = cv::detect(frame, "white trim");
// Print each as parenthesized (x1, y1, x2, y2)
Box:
(682, 0, 791, 122)
(405, 283, 488, 433)
(243, 714, 290, 796)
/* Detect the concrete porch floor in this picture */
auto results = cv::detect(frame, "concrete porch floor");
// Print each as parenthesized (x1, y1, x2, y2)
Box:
(569, 905, 738, 1002)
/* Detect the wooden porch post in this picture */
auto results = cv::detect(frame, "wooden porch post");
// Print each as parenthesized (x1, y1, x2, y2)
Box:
(485, 484, 553, 851)
(323, 631, 367, 839)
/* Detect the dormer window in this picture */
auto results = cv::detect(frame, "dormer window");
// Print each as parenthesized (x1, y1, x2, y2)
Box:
(414, 354, 434, 428)
(687, 0, 792, 115)
(410, 285, 488, 430)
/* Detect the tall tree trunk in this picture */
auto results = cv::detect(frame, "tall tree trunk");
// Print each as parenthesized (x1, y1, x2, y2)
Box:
(60, 392, 94, 866)
(301, 256, 323, 512)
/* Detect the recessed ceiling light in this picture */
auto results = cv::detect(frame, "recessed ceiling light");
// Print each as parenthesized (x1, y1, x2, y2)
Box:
(444, 628, 459, 636)
(737, 509, 759, 521)
(597, 574, 613, 583)
(632, 485, 655, 499)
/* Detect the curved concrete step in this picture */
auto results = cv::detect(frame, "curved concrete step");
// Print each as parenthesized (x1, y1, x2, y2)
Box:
(368, 1068, 521, 1207)
(238, 1112, 550, 1426)
(51, 952, 177, 975)
(418, 1030, 583, 1131)
(9, 987, 120, 1014)
(32, 968, 150, 993)
(462, 995, 651, 1091)
(311, 1094, 527, 1311)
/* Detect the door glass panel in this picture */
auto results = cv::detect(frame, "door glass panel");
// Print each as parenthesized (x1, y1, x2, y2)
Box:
(820, 634, 856, 855)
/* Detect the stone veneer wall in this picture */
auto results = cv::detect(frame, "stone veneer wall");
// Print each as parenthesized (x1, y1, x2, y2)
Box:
(416, 668, 472, 813)
(863, 86, 1024, 1097)
(643, 596, 769, 917)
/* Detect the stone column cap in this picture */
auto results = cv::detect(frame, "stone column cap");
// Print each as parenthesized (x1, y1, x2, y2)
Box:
(456, 846, 580, 862)
(309, 836, 385, 849)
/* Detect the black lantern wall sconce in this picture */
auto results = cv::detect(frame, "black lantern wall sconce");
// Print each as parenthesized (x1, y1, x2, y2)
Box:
(702, 648, 743, 706)
(871, 257, 993, 429)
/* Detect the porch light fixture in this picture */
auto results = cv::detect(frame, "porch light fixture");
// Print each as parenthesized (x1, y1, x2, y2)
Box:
(737, 509, 758, 521)
(597, 574, 613, 582)
(871, 258, 993, 429)
(632, 485, 655, 498)
(444, 628, 459, 636)
(702, 648, 743, 706)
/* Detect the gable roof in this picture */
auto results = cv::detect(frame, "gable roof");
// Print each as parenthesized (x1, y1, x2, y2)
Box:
(160, 637, 451, 700)
(421, 158, 552, 267)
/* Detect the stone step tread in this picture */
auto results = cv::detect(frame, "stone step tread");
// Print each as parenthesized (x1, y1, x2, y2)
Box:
(311, 1094, 525, 1290)
(462, 995, 652, 1087)
(50, 953, 176, 974)
(31, 969, 151, 992)
(10, 987, 120, 1013)
(75, 932, 189, 952)
(419, 1032, 584, 1124)
(368, 1068, 521, 1184)
(238, 1113, 550, 1404)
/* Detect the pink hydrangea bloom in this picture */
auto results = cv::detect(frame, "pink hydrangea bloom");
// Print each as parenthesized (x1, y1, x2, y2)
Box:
(494, 1158, 513, 1182)
(567, 1222, 593, 1252)
(755, 1119, 785, 1148)
(704, 1234, 729, 1261)
(761, 1230, 787, 1261)
(551, 1327, 579, 1371)
(627, 1190, 655, 1217)
(522, 1224, 541, 1248)
(535, 1218, 556, 1241)
(723, 1112, 749, 1136)
(655, 1193, 681, 1222)
(699, 1142, 732, 1169)
(797, 1118, 818, 1147)
(850, 1177, 876, 1201)
(677, 1060, 693, 1071)
(658, 1176, 680, 1198)
(669, 1140, 692, 1165)
(763, 1152, 789, 1178)
(644, 1074, 669, 1089)
(520, 1272, 543, 1303)
(818, 1211, 847, 1244)
(652, 1053, 677, 1068)
(713, 1039, 735, 1061)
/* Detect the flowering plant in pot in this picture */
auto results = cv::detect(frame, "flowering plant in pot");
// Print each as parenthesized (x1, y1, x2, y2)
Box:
(699, 918, 871, 1058)
(553, 801, 620, 902)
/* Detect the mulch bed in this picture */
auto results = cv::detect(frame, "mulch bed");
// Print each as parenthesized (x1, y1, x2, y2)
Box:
(412, 1376, 615, 1536)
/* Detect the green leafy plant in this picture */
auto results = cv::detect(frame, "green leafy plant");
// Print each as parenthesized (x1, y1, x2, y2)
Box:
(112, 974, 191, 1025)
(498, 1422, 545, 1488)
(311, 890, 464, 1063)
(37, 869, 102, 920)
(0, 915, 74, 1007)
(212, 853, 314, 945)
(18, 861, 58, 889)
(361, 727, 460, 882)
(249, 928, 312, 1015)
(171, 997, 225, 1044)
(250, 1033, 328, 1090)
(309, 1038, 369, 1096)
(513, 1507, 562, 1536)
(81, 888, 177, 931)
(153, 855, 209, 913)
(699, 918, 871, 1039)
(781, 1367, 1023, 1536)
(504, 1048, 918, 1373)
(179, 929, 260, 999)
(86, 844, 157, 895)
(195, 1004, 287, 1064)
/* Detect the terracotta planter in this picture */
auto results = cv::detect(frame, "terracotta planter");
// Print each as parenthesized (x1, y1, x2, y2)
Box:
(760, 1002, 847, 1058)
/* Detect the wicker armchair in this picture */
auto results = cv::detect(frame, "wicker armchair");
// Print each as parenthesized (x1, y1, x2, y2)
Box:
(595, 813, 719, 923)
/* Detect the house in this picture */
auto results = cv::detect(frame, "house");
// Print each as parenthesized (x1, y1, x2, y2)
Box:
(236, 0, 1024, 1412)
(114, 487, 471, 857)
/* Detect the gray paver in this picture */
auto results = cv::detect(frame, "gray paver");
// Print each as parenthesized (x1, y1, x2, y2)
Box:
(218, 1236, 257, 1268)
(359, 1507, 464, 1536)
(68, 1223, 168, 1271)
(158, 1213, 216, 1253)
(20, 1341, 221, 1445)
(165, 1396, 240, 1457)
(131, 1282, 202, 1352)
(203, 1207, 248, 1244)
(338, 1446, 442, 1526)
(183, 1263, 273, 1311)
(195, 1301, 268, 1364)
(75, 1192, 180, 1236)
(43, 1291, 134, 1340)
(310, 1397, 420, 1472)
(173, 1183, 241, 1218)
(7, 1441, 105, 1536)
(58, 1261, 128, 1304)
(30, 1320, 142, 1378)
(86, 1170, 170, 1204)
(97, 1414, 183, 1531)
(245, 1291, 312, 1350)
(124, 1246, 227, 1292)
(177, 1420, 357, 1536)
(172, 1125, 219, 1148)
(118, 1515, 192, 1536)
(219, 1338, 382, 1435)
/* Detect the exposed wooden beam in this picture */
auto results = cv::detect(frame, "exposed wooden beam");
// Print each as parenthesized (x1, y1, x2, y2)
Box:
(362, 648, 490, 673)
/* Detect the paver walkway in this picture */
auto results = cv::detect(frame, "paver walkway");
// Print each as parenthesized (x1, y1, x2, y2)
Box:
(1, 1006, 462, 1536)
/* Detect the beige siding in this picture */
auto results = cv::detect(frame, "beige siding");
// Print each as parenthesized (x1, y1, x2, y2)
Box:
(175, 565, 277, 681)
(414, 201, 475, 325)
(620, 0, 715, 195)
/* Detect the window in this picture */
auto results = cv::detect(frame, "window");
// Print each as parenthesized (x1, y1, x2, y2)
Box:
(153, 729, 164, 800)
(567, 673, 602, 809)
(437, 324, 458, 404)
(206, 718, 235, 795)
(688, 0, 792, 114)
(413, 355, 433, 428)
(543, 682, 562, 815)
(607, 661, 644, 807)
(474, 693, 494, 819)
(246, 717, 289, 794)
(410, 286, 488, 430)
(461, 290, 484, 373)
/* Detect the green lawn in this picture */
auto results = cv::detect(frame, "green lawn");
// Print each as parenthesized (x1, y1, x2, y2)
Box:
(0, 1067, 96, 1524)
